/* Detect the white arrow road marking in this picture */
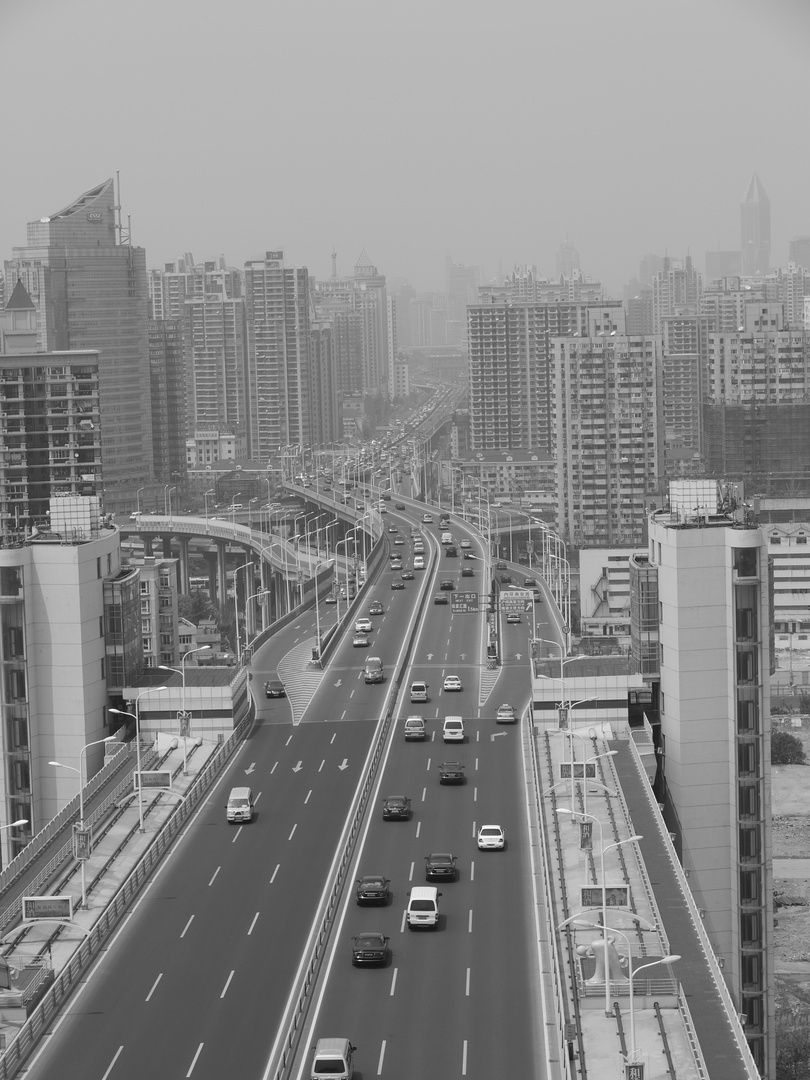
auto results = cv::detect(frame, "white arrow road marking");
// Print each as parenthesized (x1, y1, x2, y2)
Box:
(338, 759, 349, 770)
(334, 679, 342, 687)
(491, 732, 507, 741)
(292, 760, 303, 772)
(245, 762, 256, 774)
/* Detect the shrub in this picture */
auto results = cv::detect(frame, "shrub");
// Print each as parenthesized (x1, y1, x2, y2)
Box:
(772, 730, 807, 766)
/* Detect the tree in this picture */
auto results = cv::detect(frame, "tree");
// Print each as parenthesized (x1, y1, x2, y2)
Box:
(772, 730, 807, 766)
(776, 1008, 810, 1079)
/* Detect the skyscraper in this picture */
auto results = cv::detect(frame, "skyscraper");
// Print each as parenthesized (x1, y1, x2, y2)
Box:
(4, 179, 153, 507)
(244, 251, 311, 458)
(741, 173, 771, 277)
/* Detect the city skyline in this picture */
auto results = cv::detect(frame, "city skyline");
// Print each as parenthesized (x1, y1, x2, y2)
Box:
(1, 0, 809, 295)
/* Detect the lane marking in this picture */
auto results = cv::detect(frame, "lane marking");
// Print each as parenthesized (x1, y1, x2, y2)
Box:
(415, 821, 421, 838)
(186, 1042, 204, 1076)
(409, 861, 414, 881)
(319, 760, 325, 773)
(288, 824, 297, 840)
(330, 733, 337, 744)
(468, 909, 473, 933)
(254, 790, 262, 803)
(180, 915, 194, 939)
(285, 735, 293, 747)
(208, 867, 220, 887)
(474, 786, 478, 802)
(271, 762, 278, 774)
(462, 1039, 468, 1075)
(101, 1047, 124, 1080)
(378, 1039, 387, 1074)
(341, 709, 347, 719)
(472, 821, 476, 838)
(145, 973, 162, 1001)
(389, 969, 398, 996)
(466, 967, 471, 995)
(470, 861, 475, 882)
(426, 757, 432, 771)
(232, 826, 243, 843)
(475, 757, 479, 771)
(270, 864, 280, 884)
(400, 909, 407, 933)
(305, 790, 312, 804)
(248, 913, 260, 936)
(220, 971, 235, 998)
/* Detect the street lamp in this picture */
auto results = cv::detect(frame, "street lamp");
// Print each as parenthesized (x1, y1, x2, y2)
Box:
(164, 484, 176, 517)
(627, 953, 682, 1061)
(556, 807, 642, 1015)
(136, 486, 145, 515)
(230, 494, 242, 530)
(109, 685, 168, 833)
(204, 489, 215, 532)
(233, 560, 254, 664)
(158, 645, 210, 774)
(49, 736, 116, 907)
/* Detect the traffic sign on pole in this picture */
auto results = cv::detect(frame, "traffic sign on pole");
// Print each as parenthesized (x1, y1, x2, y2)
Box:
(73, 824, 92, 861)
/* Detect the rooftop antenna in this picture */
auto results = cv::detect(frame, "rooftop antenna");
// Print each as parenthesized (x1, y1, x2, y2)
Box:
(331, 248, 337, 279)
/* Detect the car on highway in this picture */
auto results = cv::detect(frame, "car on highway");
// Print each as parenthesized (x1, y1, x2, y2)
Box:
(445, 545, 458, 557)
(506, 612, 521, 624)
(496, 703, 517, 723)
(461, 566, 473, 577)
(425, 852, 457, 882)
(382, 795, 411, 821)
(264, 678, 286, 698)
(439, 579, 454, 590)
(434, 593, 448, 605)
(401, 568, 414, 580)
(414, 555, 425, 569)
(422, 513, 434, 523)
(394, 537, 404, 545)
(477, 824, 505, 850)
(496, 560, 508, 570)
(387, 525, 397, 533)
(500, 573, 512, 583)
(443, 675, 462, 692)
(355, 874, 390, 905)
(395, 502, 405, 510)
(324, 594, 337, 604)
(390, 558, 403, 570)
(404, 716, 427, 740)
(391, 580, 405, 590)
(438, 761, 465, 784)
(368, 600, 384, 615)
(352, 633, 370, 648)
(355, 617, 372, 632)
(523, 577, 534, 587)
(351, 931, 389, 966)
(442, 716, 465, 741)
(460, 539, 472, 549)
(410, 681, 429, 702)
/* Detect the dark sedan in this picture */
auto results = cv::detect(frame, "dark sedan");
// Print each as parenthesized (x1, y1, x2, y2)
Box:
(382, 795, 411, 820)
(351, 931, 389, 966)
(391, 580, 405, 590)
(425, 852, 457, 881)
(264, 679, 286, 698)
(438, 761, 465, 784)
(355, 874, 390, 905)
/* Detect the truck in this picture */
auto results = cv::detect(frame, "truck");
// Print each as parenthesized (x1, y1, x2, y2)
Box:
(364, 656, 384, 684)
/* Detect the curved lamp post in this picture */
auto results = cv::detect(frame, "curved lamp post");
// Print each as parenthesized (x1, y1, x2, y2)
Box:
(158, 644, 210, 773)
(49, 736, 115, 907)
(109, 685, 167, 832)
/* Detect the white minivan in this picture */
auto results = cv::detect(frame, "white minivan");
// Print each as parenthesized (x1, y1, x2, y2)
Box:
(442, 716, 465, 742)
(226, 786, 254, 823)
(310, 1037, 355, 1080)
(406, 885, 441, 929)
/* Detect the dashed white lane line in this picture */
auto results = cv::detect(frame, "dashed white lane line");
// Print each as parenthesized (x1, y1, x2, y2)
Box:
(305, 790, 312, 803)
(208, 867, 220, 887)
(180, 915, 194, 938)
(186, 1042, 204, 1076)
(409, 861, 414, 881)
(378, 1040, 387, 1074)
(145, 973, 162, 1001)
(465, 967, 471, 995)
(248, 913, 260, 935)
(468, 909, 473, 933)
(232, 826, 243, 843)
(220, 971, 234, 998)
(270, 864, 280, 883)
(415, 821, 421, 838)
(389, 969, 398, 996)
(288, 824, 298, 840)
(101, 1047, 124, 1080)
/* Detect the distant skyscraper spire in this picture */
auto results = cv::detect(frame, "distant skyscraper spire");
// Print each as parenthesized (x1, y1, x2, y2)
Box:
(740, 173, 770, 276)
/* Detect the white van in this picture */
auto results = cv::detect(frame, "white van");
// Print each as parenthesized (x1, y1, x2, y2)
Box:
(410, 681, 429, 703)
(310, 1037, 355, 1080)
(441, 531, 452, 545)
(407, 885, 441, 929)
(413, 555, 425, 570)
(442, 716, 465, 742)
(226, 786, 254, 823)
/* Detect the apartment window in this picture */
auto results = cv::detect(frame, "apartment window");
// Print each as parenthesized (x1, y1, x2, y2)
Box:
(733, 547, 758, 578)
(739, 824, 761, 861)
(736, 647, 758, 684)
(142, 637, 153, 652)
(741, 953, 761, 989)
(97, 557, 102, 579)
(740, 911, 761, 946)
(141, 600, 151, 615)
(740, 869, 759, 903)
(739, 783, 760, 818)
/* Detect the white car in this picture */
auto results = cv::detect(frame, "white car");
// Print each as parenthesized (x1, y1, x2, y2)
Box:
(355, 617, 372, 633)
(422, 513, 434, 523)
(442, 716, 464, 742)
(460, 539, 471, 549)
(477, 824, 505, 850)
(496, 703, 517, 723)
(443, 675, 462, 692)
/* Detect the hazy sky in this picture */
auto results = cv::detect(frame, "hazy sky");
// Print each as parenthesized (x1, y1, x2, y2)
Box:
(2, 0, 808, 295)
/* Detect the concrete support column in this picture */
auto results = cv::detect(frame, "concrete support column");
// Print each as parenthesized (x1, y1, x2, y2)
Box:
(216, 542, 228, 607)
(203, 550, 218, 601)
(176, 535, 190, 593)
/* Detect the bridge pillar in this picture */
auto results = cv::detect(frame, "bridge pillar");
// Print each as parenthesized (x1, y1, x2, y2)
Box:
(203, 551, 218, 600)
(216, 542, 228, 605)
(176, 535, 190, 593)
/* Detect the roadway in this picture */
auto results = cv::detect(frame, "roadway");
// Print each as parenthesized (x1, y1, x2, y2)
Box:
(21, 503, 548, 1080)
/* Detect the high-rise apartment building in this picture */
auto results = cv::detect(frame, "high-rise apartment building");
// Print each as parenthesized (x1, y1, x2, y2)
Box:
(741, 173, 771, 278)
(445, 257, 479, 346)
(551, 327, 663, 546)
(645, 488, 774, 1074)
(660, 315, 712, 477)
(4, 179, 153, 506)
(651, 255, 702, 333)
(148, 318, 188, 490)
(466, 297, 623, 454)
(244, 251, 311, 459)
